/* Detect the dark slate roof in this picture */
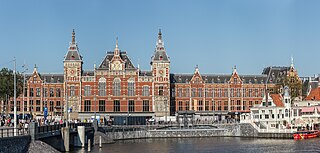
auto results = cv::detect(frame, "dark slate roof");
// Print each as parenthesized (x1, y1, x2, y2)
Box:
(83, 70, 94, 76)
(65, 50, 82, 61)
(262, 66, 290, 84)
(26, 73, 64, 83)
(98, 51, 136, 70)
(139, 71, 152, 76)
(151, 50, 169, 62)
(170, 73, 267, 84)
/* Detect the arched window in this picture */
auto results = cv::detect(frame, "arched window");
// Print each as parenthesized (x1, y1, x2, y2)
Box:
(98, 77, 106, 96)
(113, 78, 121, 96)
(128, 78, 135, 96)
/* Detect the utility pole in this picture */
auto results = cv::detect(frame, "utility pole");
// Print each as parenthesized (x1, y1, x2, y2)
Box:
(13, 57, 17, 135)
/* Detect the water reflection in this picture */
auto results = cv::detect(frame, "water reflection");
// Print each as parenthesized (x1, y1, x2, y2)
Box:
(74, 137, 320, 153)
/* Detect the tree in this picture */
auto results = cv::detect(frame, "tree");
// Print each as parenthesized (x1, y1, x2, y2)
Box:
(0, 68, 23, 101)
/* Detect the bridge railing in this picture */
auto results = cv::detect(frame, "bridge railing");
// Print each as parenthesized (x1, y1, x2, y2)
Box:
(37, 122, 92, 134)
(0, 127, 29, 138)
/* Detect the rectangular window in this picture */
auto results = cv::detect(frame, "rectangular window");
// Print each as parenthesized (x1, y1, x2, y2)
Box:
(36, 100, 40, 105)
(224, 106, 228, 111)
(236, 89, 240, 97)
(50, 88, 54, 97)
(186, 101, 189, 110)
(230, 88, 234, 97)
(70, 86, 75, 97)
(17, 101, 20, 111)
(205, 101, 209, 111)
(36, 106, 40, 112)
(255, 88, 258, 97)
(178, 101, 183, 111)
(198, 88, 202, 97)
(44, 88, 48, 97)
(185, 88, 189, 97)
(142, 86, 150, 96)
(159, 86, 163, 96)
(237, 100, 241, 105)
(98, 82, 106, 96)
(191, 88, 196, 97)
(198, 100, 203, 111)
(29, 100, 34, 111)
(249, 89, 252, 97)
(49, 101, 54, 112)
(128, 82, 135, 96)
(84, 100, 91, 112)
(56, 101, 60, 106)
(261, 89, 265, 97)
(114, 100, 120, 112)
(143, 100, 149, 112)
(24, 101, 27, 111)
(178, 88, 182, 97)
(84, 86, 91, 96)
(36, 88, 41, 97)
(99, 100, 106, 112)
(223, 89, 227, 97)
(56, 88, 61, 97)
(128, 100, 135, 112)
(243, 88, 247, 97)
(205, 88, 209, 97)
(29, 88, 34, 97)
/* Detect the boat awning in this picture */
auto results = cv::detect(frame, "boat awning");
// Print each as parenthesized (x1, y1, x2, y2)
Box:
(301, 107, 315, 113)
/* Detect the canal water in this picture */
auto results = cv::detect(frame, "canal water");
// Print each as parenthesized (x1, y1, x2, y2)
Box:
(74, 137, 320, 153)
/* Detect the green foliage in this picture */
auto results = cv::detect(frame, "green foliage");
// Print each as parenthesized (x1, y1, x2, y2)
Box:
(0, 68, 23, 101)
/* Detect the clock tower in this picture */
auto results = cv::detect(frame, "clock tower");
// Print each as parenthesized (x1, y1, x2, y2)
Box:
(151, 29, 170, 118)
(63, 29, 83, 117)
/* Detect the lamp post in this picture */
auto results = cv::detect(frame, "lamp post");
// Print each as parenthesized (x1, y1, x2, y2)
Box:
(22, 64, 28, 120)
(13, 57, 17, 135)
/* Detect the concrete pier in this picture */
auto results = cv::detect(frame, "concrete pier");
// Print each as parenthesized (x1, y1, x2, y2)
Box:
(61, 127, 70, 152)
(75, 126, 85, 148)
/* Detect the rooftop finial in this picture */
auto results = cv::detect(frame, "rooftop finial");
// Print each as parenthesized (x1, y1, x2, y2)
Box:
(233, 65, 237, 73)
(195, 65, 199, 73)
(72, 29, 76, 44)
(116, 37, 119, 50)
(33, 64, 37, 72)
(157, 29, 163, 47)
(291, 56, 294, 68)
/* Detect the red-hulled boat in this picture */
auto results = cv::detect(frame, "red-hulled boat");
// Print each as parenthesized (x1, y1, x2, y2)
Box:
(293, 131, 320, 140)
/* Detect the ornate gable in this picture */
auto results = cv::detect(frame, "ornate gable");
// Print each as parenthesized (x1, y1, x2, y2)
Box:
(190, 66, 203, 84)
(229, 66, 242, 84)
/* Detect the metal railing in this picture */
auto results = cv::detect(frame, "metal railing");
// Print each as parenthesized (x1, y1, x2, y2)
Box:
(0, 127, 29, 138)
(37, 122, 92, 134)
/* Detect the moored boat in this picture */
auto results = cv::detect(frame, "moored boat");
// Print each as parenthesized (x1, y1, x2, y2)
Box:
(293, 130, 320, 140)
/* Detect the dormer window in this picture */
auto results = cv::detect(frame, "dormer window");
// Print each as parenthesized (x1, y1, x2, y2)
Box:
(159, 55, 163, 60)
(234, 78, 237, 84)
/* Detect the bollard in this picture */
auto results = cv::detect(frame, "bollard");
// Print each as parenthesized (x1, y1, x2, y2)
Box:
(88, 139, 91, 152)
(99, 136, 102, 148)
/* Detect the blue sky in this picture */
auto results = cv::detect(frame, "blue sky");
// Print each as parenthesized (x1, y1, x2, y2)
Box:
(0, 0, 319, 76)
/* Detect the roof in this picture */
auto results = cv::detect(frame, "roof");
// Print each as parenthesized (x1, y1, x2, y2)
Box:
(270, 94, 284, 107)
(64, 30, 82, 61)
(151, 50, 169, 62)
(301, 107, 315, 113)
(305, 87, 320, 101)
(26, 73, 64, 83)
(170, 73, 267, 84)
(98, 51, 136, 70)
(139, 71, 152, 76)
(262, 66, 290, 84)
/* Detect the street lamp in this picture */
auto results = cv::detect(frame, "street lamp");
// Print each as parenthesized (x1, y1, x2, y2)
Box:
(13, 57, 17, 135)
(22, 64, 28, 120)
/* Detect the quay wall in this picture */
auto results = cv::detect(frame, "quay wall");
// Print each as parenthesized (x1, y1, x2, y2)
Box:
(102, 123, 293, 141)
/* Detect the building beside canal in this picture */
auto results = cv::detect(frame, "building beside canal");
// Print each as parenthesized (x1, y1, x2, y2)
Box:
(0, 30, 304, 124)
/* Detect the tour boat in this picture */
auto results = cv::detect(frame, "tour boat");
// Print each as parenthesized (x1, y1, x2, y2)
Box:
(293, 131, 320, 140)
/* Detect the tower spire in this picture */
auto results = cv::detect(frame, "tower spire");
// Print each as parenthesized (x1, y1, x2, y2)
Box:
(156, 29, 164, 49)
(114, 37, 120, 56)
(71, 29, 76, 44)
(291, 56, 294, 68)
